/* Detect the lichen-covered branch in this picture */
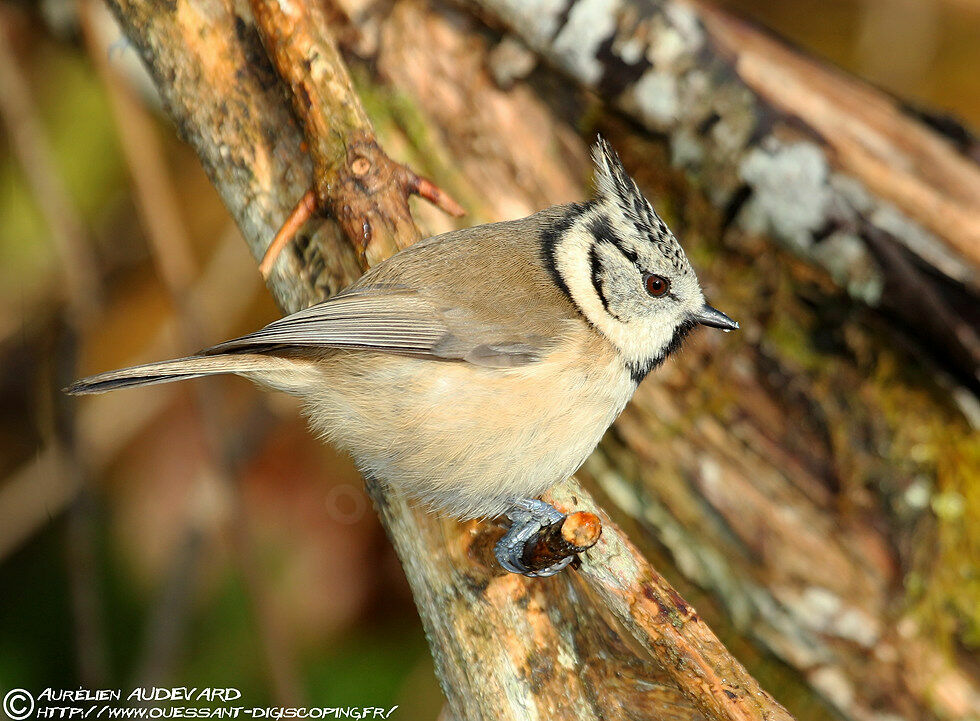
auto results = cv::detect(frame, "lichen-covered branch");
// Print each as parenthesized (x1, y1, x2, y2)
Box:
(471, 0, 980, 384)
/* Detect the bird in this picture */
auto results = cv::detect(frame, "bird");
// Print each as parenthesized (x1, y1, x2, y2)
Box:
(67, 138, 738, 577)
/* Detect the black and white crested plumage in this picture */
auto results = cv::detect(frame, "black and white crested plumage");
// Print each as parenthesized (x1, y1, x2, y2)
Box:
(590, 137, 691, 276)
(67, 138, 736, 537)
(540, 137, 722, 384)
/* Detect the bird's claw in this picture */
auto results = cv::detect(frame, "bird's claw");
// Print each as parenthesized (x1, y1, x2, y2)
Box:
(494, 498, 574, 577)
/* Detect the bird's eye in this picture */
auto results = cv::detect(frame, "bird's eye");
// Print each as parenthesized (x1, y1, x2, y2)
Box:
(644, 274, 669, 297)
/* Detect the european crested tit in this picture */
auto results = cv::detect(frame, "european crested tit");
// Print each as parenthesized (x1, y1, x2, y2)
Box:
(68, 138, 738, 576)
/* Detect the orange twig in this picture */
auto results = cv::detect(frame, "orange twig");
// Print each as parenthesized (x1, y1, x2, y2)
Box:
(404, 171, 466, 217)
(259, 189, 318, 278)
(258, 169, 463, 279)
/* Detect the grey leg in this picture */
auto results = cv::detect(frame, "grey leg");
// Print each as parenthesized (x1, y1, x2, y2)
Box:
(494, 498, 574, 577)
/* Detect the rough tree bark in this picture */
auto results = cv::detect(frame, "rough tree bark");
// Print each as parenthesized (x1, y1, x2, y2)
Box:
(99, 0, 978, 720)
(103, 1, 796, 720)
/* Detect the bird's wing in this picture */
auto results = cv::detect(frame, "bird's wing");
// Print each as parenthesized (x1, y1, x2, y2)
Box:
(205, 285, 563, 368)
(210, 206, 587, 367)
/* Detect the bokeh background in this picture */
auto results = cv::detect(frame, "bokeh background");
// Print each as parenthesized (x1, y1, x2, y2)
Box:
(1, 0, 977, 718)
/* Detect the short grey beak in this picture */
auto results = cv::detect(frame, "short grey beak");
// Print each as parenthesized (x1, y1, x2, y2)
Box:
(694, 304, 739, 332)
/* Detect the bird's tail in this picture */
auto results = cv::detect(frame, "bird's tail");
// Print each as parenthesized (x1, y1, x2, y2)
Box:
(65, 353, 302, 395)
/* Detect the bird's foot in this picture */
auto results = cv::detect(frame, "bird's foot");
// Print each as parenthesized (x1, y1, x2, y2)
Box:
(494, 498, 595, 577)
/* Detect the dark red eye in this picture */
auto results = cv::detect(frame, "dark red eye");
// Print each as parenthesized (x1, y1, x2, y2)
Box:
(644, 274, 669, 297)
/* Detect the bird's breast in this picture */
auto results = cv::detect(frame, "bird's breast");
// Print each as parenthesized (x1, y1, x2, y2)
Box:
(305, 333, 636, 517)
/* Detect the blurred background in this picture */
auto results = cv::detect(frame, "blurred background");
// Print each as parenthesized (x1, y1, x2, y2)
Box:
(0, 0, 977, 719)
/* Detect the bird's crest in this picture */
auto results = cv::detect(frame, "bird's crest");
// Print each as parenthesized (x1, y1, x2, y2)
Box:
(590, 136, 687, 269)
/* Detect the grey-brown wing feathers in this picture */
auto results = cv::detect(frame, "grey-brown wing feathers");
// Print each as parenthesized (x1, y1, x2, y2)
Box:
(205, 284, 558, 366)
(206, 288, 448, 355)
(67, 285, 558, 394)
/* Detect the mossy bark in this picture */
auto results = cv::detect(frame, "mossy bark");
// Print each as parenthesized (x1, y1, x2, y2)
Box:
(104, 0, 978, 720)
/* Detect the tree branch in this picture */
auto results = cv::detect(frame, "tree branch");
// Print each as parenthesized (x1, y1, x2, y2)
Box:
(104, 0, 795, 719)
(249, 0, 462, 270)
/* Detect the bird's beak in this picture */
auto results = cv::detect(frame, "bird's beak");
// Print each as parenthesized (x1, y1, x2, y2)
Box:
(694, 304, 739, 332)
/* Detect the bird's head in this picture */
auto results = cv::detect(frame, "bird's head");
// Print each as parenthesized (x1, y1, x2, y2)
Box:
(548, 137, 737, 381)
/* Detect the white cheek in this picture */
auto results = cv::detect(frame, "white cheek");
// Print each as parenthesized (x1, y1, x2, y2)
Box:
(623, 316, 677, 361)
(556, 229, 661, 365)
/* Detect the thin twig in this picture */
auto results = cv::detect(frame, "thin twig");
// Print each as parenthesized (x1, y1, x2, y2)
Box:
(402, 171, 466, 218)
(260, 189, 317, 278)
